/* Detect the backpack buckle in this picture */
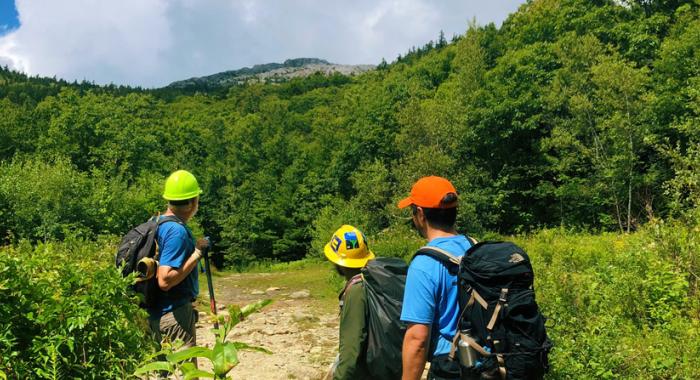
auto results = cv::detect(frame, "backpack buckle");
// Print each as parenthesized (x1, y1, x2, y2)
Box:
(499, 288, 509, 303)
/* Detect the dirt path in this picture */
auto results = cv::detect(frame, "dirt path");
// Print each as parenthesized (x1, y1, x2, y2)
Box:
(194, 267, 340, 379)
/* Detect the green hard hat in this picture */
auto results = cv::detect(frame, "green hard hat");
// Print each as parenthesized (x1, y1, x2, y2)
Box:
(163, 170, 202, 201)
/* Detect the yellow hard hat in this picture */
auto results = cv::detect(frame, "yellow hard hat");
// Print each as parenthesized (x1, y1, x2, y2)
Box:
(163, 170, 202, 201)
(324, 225, 375, 268)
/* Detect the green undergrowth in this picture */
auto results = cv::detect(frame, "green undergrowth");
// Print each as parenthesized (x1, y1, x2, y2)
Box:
(514, 224, 700, 379)
(0, 238, 153, 379)
(235, 257, 324, 274)
(304, 220, 700, 379)
(1, 219, 698, 378)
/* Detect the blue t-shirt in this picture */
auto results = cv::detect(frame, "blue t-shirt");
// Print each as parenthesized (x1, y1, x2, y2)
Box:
(149, 218, 199, 317)
(400, 235, 472, 358)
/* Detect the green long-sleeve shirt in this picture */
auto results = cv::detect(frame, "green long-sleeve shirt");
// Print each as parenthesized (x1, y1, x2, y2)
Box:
(334, 277, 370, 380)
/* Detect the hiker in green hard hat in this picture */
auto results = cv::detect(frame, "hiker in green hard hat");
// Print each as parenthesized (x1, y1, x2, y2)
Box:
(149, 170, 209, 359)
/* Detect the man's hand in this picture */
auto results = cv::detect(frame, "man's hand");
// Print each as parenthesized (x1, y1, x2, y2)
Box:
(402, 323, 430, 380)
(196, 238, 210, 251)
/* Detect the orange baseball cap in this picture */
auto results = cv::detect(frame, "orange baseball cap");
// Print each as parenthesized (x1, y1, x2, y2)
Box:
(397, 176, 458, 209)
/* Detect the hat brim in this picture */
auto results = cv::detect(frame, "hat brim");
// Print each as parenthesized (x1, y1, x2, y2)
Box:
(324, 243, 375, 268)
(163, 189, 203, 201)
(397, 196, 413, 209)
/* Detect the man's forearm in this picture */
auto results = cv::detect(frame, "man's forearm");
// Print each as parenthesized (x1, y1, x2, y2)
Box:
(402, 324, 429, 380)
(158, 250, 201, 291)
(402, 343, 427, 380)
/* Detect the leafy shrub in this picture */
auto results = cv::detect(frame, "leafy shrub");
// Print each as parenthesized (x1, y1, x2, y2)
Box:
(0, 158, 161, 243)
(516, 227, 700, 379)
(369, 223, 424, 260)
(0, 238, 153, 379)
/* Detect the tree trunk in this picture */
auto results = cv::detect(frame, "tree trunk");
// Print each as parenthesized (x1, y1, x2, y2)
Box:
(614, 192, 624, 233)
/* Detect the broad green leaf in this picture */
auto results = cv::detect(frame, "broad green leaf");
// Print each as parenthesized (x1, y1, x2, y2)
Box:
(134, 361, 173, 375)
(180, 362, 196, 372)
(140, 347, 175, 362)
(211, 341, 239, 376)
(241, 299, 272, 318)
(180, 362, 216, 379)
(233, 342, 272, 354)
(166, 346, 213, 362)
(183, 369, 216, 380)
(226, 305, 243, 331)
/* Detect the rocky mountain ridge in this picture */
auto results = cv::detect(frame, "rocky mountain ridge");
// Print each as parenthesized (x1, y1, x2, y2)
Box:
(167, 58, 374, 89)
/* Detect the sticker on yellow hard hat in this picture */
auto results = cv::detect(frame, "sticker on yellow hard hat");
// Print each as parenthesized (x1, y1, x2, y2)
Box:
(344, 232, 359, 249)
(330, 235, 342, 254)
(324, 225, 375, 268)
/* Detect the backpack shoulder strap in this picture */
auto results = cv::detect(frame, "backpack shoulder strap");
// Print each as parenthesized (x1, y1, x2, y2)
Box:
(150, 215, 186, 260)
(411, 246, 462, 267)
(410, 235, 477, 264)
(339, 274, 364, 306)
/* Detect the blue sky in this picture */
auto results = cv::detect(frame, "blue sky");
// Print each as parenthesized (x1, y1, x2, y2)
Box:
(0, 0, 526, 87)
(0, 0, 20, 36)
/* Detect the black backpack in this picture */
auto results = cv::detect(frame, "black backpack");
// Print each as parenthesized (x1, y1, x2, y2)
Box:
(413, 241, 551, 380)
(360, 257, 408, 380)
(115, 215, 182, 308)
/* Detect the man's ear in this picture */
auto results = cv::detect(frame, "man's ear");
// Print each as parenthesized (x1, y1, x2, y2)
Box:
(415, 206, 426, 222)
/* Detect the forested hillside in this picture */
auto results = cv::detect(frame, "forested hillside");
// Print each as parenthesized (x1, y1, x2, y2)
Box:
(2, 0, 699, 266)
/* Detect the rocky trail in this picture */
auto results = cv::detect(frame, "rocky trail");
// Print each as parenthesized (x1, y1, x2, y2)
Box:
(194, 266, 341, 379)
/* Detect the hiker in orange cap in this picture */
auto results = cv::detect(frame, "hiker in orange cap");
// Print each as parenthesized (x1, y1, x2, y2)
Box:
(398, 176, 476, 380)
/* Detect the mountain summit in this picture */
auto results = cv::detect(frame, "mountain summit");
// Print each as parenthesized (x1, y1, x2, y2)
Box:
(167, 58, 374, 89)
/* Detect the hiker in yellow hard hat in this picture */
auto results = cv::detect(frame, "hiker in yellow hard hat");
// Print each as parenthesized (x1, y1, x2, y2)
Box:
(324, 225, 375, 379)
(149, 170, 209, 367)
(324, 224, 375, 269)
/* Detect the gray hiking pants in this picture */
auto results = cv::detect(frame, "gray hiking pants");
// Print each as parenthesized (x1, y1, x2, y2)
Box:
(149, 302, 198, 348)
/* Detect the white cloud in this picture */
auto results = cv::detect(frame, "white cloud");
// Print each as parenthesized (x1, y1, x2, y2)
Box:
(1, 0, 171, 85)
(0, 34, 28, 72)
(0, 0, 524, 87)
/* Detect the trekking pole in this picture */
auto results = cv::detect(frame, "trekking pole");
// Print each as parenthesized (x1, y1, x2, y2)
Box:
(202, 236, 219, 329)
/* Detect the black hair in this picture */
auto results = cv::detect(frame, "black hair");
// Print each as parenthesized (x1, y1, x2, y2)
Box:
(335, 264, 362, 279)
(412, 192, 458, 231)
(169, 198, 195, 207)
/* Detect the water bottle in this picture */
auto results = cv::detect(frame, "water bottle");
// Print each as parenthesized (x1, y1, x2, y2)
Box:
(457, 329, 479, 368)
